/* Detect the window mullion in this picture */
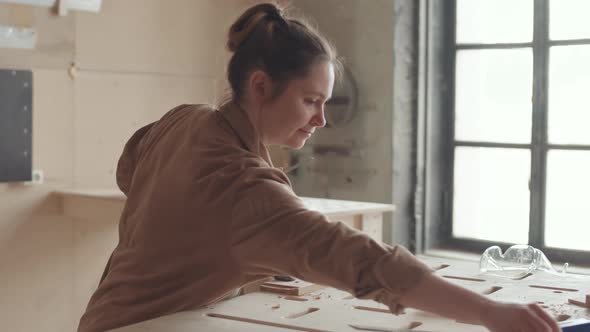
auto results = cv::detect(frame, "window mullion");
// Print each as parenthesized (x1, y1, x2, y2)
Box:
(529, 0, 549, 248)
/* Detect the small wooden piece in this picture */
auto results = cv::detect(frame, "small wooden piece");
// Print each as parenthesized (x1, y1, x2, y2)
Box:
(349, 321, 422, 331)
(529, 285, 578, 292)
(568, 295, 590, 308)
(284, 296, 309, 302)
(432, 264, 450, 271)
(207, 313, 329, 332)
(512, 272, 533, 280)
(240, 277, 273, 295)
(482, 286, 503, 295)
(442, 275, 486, 282)
(260, 279, 326, 296)
(353, 305, 391, 314)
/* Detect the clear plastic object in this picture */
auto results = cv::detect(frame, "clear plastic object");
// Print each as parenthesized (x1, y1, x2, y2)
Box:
(479, 244, 569, 277)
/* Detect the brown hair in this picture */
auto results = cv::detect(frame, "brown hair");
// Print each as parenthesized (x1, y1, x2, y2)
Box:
(225, 2, 341, 102)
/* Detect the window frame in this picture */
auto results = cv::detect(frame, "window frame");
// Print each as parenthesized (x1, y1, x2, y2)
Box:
(418, 0, 590, 266)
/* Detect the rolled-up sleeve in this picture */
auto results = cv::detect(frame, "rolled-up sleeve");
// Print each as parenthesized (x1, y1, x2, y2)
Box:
(229, 165, 433, 314)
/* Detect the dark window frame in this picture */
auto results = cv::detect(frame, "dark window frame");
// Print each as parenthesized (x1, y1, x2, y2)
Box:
(417, 0, 590, 266)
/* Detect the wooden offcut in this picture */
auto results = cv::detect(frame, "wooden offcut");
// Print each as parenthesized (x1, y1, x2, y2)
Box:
(568, 294, 590, 308)
(260, 279, 326, 296)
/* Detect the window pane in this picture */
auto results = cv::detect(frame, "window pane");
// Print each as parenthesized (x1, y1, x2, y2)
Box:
(548, 45, 590, 145)
(455, 49, 532, 143)
(453, 147, 530, 243)
(550, 0, 590, 40)
(456, 0, 533, 43)
(545, 150, 590, 251)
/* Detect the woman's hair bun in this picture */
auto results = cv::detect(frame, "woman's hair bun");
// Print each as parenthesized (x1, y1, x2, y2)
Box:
(227, 3, 286, 53)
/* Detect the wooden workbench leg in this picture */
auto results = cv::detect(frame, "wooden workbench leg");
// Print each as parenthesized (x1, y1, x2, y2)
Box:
(354, 213, 383, 242)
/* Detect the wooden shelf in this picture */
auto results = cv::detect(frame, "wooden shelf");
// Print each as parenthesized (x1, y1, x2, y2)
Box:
(56, 188, 126, 200)
(54, 188, 394, 219)
(55, 188, 393, 241)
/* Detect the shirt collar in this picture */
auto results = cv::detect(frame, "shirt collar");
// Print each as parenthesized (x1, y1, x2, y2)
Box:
(218, 101, 274, 167)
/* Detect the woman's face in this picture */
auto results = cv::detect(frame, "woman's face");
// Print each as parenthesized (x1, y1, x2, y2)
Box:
(259, 61, 334, 149)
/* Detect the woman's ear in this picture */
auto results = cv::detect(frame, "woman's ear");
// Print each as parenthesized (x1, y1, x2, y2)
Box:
(249, 69, 272, 104)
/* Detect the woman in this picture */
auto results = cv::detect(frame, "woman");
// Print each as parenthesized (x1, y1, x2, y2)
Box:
(78, 3, 560, 332)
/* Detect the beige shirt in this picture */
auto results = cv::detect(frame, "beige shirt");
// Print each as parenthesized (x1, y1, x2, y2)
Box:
(77, 102, 432, 332)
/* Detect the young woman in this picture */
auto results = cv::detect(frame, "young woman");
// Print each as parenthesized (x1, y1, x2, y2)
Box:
(78, 3, 560, 332)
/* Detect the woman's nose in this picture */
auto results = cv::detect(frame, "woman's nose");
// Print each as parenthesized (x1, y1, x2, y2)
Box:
(311, 107, 326, 127)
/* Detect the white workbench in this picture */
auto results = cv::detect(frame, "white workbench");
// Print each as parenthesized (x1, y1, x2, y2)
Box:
(107, 255, 590, 332)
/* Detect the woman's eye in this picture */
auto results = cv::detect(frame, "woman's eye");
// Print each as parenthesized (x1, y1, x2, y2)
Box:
(304, 99, 316, 105)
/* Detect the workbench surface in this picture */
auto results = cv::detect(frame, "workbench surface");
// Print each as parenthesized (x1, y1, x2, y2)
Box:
(109, 255, 590, 332)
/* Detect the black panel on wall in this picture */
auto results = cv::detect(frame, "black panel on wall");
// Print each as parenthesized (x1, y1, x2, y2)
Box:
(0, 69, 33, 182)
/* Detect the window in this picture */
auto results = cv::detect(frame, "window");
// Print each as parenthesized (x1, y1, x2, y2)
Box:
(421, 0, 590, 265)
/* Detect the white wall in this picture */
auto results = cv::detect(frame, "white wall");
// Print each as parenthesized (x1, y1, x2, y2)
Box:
(0, 1, 254, 331)
(291, 0, 413, 246)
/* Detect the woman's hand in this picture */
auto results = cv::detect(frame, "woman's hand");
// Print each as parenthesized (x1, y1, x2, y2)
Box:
(481, 301, 561, 332)
(399, 272, 562, 332)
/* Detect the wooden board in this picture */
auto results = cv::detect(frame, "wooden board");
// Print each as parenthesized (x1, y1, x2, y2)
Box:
(73, 71, 215, 188)
(0, 3, 75, 68)
(111, 256, 590, 332)
(74, 0, 236, 76)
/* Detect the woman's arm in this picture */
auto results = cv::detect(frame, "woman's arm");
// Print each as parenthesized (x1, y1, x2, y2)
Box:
(399, 272, 561, 332)
(230, 164, 561, 332)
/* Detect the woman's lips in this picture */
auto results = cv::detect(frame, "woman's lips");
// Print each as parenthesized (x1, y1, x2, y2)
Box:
(299, 129, 313, 137)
